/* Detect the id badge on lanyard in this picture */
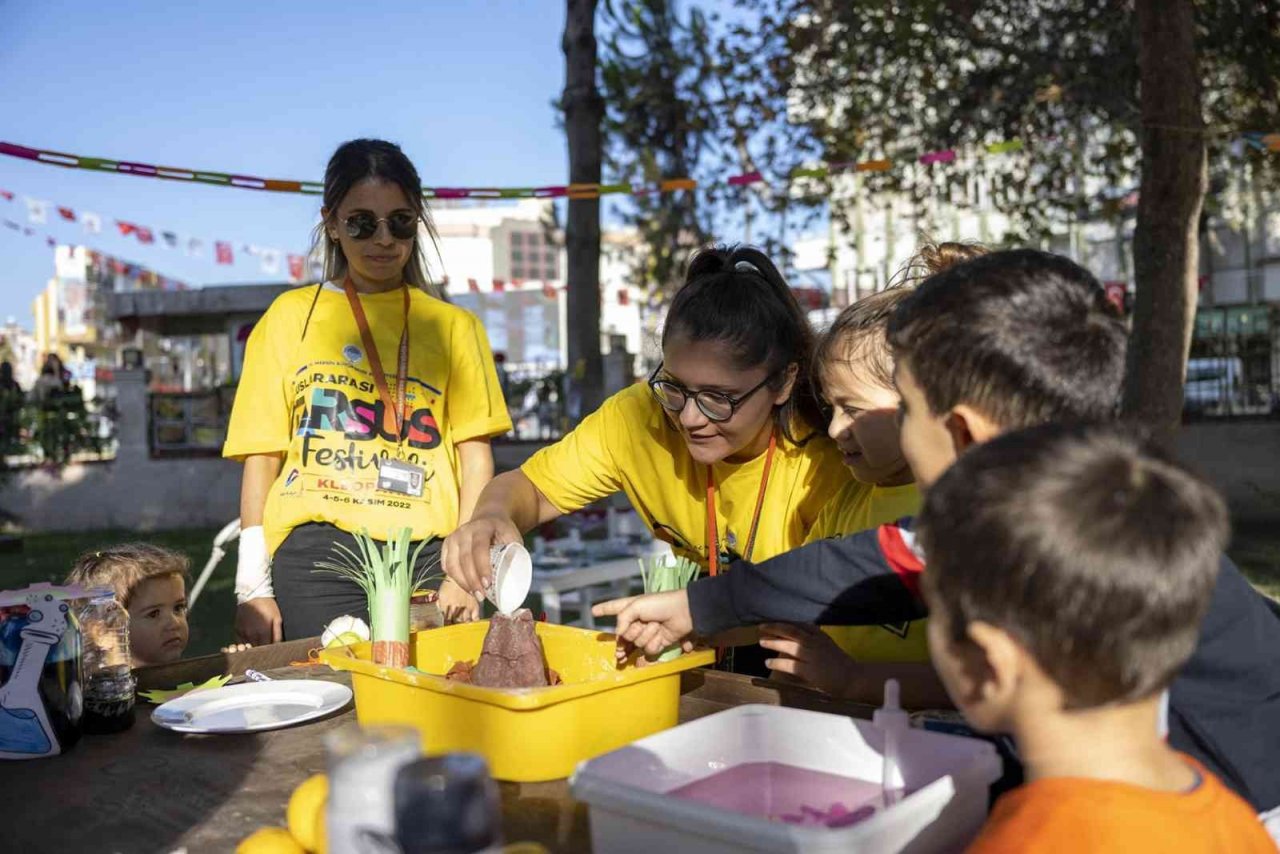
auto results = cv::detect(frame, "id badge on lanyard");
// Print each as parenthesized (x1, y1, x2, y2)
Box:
(343, 277, 427, 499)
(377, 457, 425, 497)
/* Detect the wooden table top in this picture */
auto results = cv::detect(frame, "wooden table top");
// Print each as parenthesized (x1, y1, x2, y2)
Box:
(4, 639, 875, 853)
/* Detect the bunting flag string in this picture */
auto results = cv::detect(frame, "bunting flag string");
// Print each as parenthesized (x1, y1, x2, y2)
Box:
(0, 216, 189, 290)
(0, 137, 1043, 200)
(0, 187, 309, 281)
(2, 132, 1278, 201)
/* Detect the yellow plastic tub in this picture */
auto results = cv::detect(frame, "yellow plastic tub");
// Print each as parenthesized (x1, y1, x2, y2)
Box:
(322, 622, 714, 782)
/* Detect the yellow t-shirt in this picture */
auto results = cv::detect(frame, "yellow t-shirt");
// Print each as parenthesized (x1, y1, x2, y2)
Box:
(521, 383, 847, 567)
(223, 283, 512, 554)
(805, 479, 928, 662)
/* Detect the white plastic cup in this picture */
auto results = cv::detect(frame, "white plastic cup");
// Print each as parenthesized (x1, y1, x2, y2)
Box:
(484, 543, 532, 615)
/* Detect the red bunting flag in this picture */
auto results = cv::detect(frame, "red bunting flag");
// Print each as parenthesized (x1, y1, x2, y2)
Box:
(492, 279, 506, 293)
(57, 207, 75, 221)
(618, 288, 630, 306)
(0, 190, 12, 201)
(215, 241, 233, 265)
(117, 221, 137, 236)
(468, 278, 479, 293)
(137, 227, 155, 244)
(111, 259, 126, 274)
(288, 254, 304, 282)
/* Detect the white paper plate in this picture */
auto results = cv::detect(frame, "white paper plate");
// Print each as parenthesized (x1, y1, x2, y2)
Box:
(151, 680, 352, 734)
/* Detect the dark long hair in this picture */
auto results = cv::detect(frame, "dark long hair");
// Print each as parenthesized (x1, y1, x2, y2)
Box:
(311, 139, 444, 297)
(662, 245, 824, 444)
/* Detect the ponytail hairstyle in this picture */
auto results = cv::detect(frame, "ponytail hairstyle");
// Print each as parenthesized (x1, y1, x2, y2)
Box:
(662, 245, 824, 444)
(311, 138, 445, 298)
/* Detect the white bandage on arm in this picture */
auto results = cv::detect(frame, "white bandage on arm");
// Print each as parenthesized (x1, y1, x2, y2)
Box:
(234, 525, 275, 603)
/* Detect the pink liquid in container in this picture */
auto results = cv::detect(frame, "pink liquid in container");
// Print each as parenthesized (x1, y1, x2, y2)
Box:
(669, 761, 885, 828)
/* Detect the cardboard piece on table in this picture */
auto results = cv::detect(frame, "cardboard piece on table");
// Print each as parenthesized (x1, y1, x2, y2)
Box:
(134, 637, 323, 692)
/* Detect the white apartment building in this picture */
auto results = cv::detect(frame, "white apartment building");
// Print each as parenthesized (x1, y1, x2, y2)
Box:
(429, 199, 646, 374)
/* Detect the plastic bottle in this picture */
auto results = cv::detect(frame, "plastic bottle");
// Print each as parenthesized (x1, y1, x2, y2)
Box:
(394, 753, 503, 853)
(77, 591, 136, 734)
(873, 678, 909, 806)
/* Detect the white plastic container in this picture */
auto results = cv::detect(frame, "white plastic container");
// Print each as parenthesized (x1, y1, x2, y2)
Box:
(571, 704, 1001, 854)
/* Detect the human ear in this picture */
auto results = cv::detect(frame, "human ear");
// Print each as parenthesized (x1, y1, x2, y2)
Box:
(321, 206, 339, 241)
(944, 404, 1002, 456)
(966, 621, 1023, 718)
(773, 363, 799, 405)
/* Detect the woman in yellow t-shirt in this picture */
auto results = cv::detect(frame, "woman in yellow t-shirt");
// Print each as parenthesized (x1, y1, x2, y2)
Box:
(224, 139, 511, 643)
(443, 245, 846, 673)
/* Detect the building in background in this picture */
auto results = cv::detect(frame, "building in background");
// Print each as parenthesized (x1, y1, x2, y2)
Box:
(431, 199, 646, 380)
(0, 318, 38, 389)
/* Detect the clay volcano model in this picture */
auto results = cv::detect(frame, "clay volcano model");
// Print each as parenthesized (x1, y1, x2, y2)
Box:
(446, 610, 560, 689)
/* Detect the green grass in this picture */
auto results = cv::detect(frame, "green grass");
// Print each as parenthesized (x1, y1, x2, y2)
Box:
(0, 527, 582, 656)
(2, 527, 236, 657)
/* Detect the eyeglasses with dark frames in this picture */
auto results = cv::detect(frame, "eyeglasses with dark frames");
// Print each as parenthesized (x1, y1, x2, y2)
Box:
(647, 362, 775, 423)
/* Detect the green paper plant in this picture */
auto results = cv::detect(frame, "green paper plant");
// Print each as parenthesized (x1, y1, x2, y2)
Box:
(637, 555, 701, 661)
(316, 528, 438, 666)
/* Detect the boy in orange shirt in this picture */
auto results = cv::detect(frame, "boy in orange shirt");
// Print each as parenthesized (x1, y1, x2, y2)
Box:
(915, 424, 1274, 852)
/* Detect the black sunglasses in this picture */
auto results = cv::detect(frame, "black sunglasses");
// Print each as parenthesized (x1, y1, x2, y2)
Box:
(343, 211, 418, 241)
(648, 362, 775, 423)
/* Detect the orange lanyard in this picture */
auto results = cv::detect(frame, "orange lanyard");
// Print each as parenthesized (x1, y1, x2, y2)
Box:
(342, 276, 410, 442)
(706, 430, 777, 576)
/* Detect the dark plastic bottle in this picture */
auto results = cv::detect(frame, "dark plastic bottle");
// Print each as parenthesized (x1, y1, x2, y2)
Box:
(394, 753, 502, 854)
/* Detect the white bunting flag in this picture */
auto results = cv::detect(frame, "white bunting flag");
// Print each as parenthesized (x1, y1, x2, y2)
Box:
(25, 198, 47, 225)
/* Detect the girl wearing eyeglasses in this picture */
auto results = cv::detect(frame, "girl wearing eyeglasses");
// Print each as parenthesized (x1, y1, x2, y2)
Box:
(224, 139, 512, 644)
(443, 245, 845, 672)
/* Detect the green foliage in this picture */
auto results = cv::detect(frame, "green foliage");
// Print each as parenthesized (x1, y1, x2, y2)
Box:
(599, 0, 721, 293)
(715, 0, 1280, 243)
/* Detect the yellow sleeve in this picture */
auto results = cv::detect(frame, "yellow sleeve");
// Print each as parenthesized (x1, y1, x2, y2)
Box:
(447, 311, 513, 443)
(222, 295, 298, 460)
(804, 495, 840, 544)
(521, 391, 626, 514)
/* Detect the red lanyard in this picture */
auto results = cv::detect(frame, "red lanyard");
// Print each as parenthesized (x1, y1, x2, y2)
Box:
(342, 276, 410, 441)
(706, 430, 777, 576)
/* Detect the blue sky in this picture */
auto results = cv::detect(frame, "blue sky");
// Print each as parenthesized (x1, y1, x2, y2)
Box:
(0, 1, 575, 324)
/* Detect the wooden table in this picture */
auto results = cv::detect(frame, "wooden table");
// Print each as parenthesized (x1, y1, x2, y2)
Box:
(3, 641, 874, 853)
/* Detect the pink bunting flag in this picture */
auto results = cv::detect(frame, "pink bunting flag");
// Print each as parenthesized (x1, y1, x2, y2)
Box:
(728, 171, 764, 186)
(919, 149, 956, 166)
(288, 254, 305, 282)
(137, 227, 155, 244)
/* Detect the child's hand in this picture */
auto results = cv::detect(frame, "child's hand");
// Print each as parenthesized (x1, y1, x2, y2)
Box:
(438, 577, 481, 624)
(222, 642, 253, 654)
(759, 623, 858, 697)
(593, 591, 695, 660)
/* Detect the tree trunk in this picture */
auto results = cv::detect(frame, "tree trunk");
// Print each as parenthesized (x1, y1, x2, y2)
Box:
(1123, 0, 1207, 446)
(562, 0, 606, 421)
